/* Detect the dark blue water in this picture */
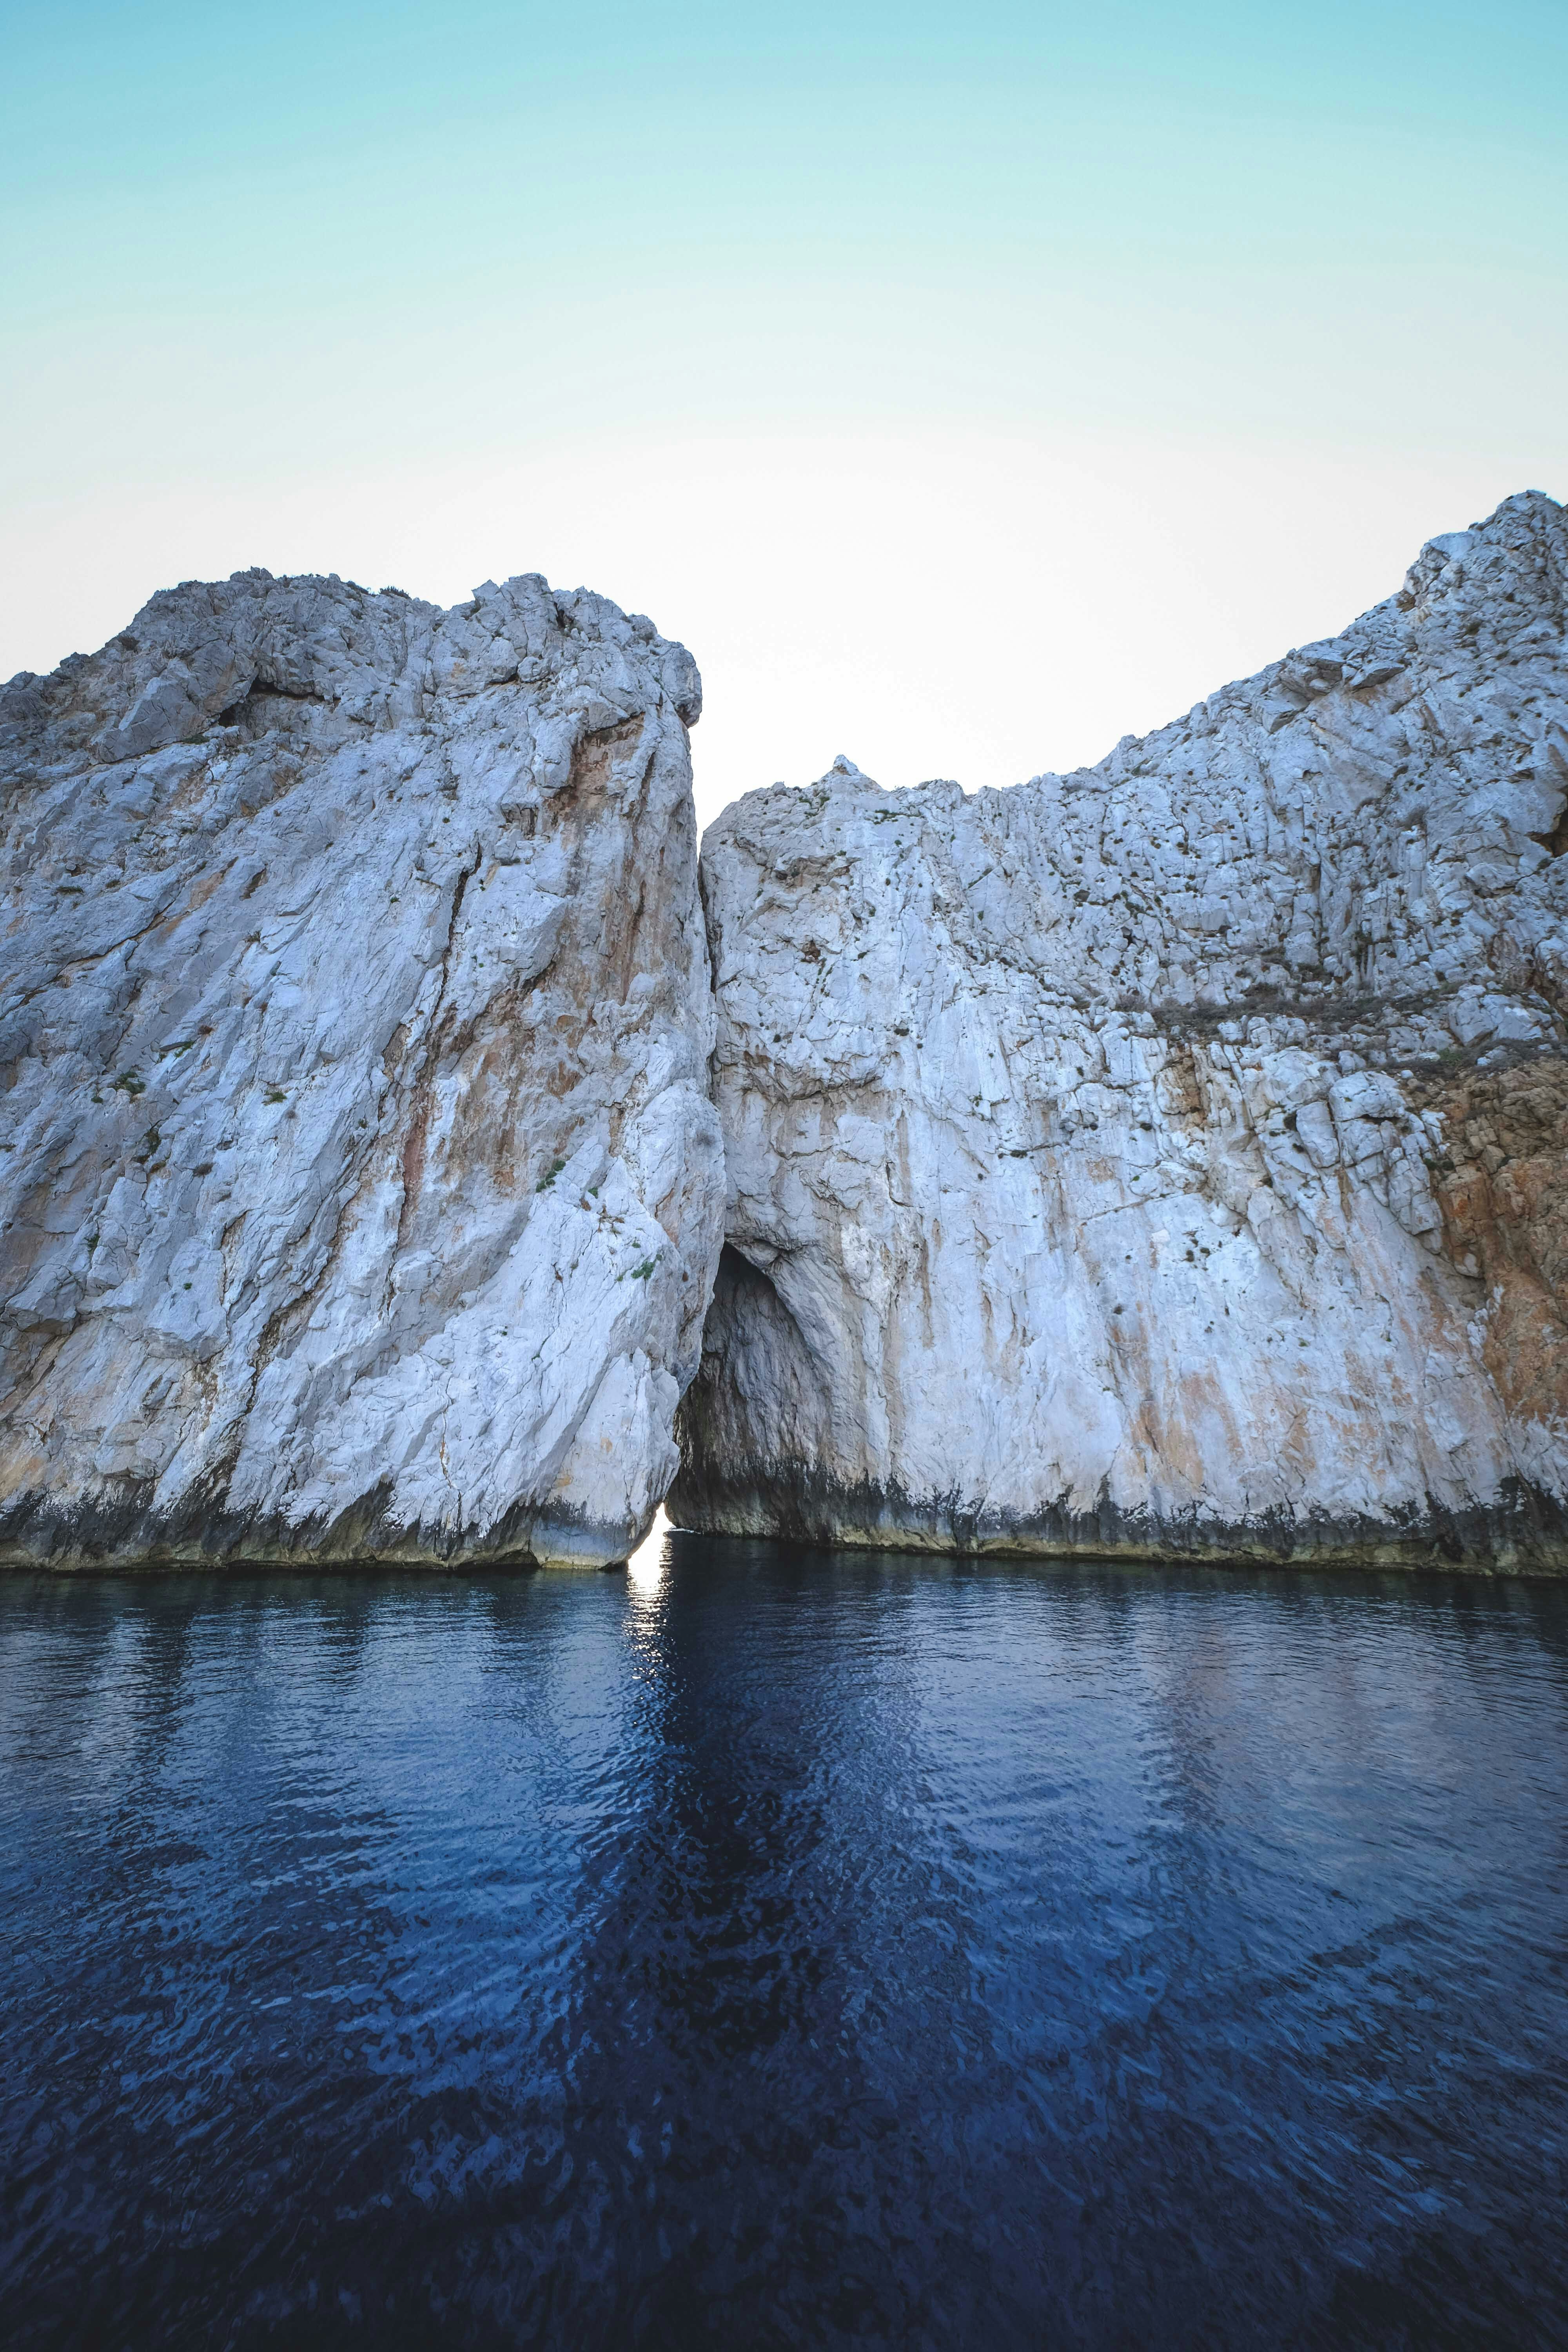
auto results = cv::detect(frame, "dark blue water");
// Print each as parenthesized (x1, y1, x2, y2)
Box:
(2, 1537, 1566, 2350)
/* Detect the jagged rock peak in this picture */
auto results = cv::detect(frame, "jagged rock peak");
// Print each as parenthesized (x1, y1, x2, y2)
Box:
(1, 567, 723, 1570)
(671, 490, 1568, 1569)
(1, 567, 702, 771)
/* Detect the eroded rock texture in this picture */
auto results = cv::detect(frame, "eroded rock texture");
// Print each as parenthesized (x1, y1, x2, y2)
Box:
(1, 568, 723, 1568)
(672, 492, 1568, 1568)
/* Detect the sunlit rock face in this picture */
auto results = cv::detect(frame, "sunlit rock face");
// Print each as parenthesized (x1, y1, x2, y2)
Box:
(672, 492, 1568, 1568)
(0, 567, 724, 1569)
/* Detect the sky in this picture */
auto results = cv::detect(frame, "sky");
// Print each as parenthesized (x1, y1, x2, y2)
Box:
(4, 0, 1564, 827)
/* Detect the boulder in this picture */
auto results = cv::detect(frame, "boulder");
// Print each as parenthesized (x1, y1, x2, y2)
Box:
(671, 492, 1568, 1569)
(0, 567, 724, 1568)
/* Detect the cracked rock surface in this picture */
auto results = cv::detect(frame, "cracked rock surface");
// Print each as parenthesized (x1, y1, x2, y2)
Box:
(0, 567, 724, 1568)
(671, 492, 1568, 1568)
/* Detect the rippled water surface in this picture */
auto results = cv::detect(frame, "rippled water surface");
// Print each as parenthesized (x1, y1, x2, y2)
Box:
(3, 1539, 1567, 2350)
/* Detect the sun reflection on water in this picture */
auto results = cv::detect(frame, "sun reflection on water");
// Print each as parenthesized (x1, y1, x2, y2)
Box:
(624, 1505, 671, 1591)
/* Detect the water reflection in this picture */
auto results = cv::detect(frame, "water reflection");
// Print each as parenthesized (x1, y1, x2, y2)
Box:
(624, 1506, 672, 1593)
(1, 1552, 1566, 2349)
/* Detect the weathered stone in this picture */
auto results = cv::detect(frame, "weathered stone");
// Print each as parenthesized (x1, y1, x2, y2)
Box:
(671, 492, 1568, 1570)
(0, 567, 724, 1569)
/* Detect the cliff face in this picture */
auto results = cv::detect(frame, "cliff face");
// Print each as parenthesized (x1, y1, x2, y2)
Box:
(671, 493, 1568, 1568)
(8, 499, 1567, 1577)
(0, 568, 724, 1568)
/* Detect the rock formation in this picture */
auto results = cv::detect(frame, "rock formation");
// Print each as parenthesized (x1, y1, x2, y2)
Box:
(671, 492, 1568, 1568)
(0, 568, 724, 1568)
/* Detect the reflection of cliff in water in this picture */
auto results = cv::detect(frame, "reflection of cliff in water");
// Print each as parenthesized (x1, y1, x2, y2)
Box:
(509, 1550, 1568, 2343)
(3, 1558, 1568, 2348)
(518, 1536, 996, 2339)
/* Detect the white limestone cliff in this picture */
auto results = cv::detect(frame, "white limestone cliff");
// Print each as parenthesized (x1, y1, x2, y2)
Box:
(0, 567, 724, 1568)
(671, 492, 1568, 1568)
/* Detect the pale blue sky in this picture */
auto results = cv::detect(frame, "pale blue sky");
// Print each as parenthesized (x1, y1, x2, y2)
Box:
(5, 2, 1564, 817)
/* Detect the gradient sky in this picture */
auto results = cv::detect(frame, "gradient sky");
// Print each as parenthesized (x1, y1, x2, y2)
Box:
(4, 0, 1564, 823)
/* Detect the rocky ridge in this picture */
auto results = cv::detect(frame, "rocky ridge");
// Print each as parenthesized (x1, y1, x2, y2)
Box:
(0, 566, 724, 1568)
(6, 495, 1568, 1577)
(670, 492, 1568, 1567)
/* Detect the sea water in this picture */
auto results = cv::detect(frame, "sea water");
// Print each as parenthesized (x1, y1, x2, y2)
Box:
(2, 1536, 1565, 2348)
